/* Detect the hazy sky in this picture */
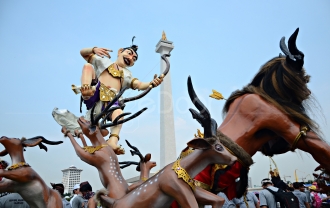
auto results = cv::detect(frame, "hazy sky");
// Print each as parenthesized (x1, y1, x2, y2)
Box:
(1, 1, 329, 191)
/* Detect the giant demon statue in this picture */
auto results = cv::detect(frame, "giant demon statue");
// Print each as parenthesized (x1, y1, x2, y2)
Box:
(179, 28, 330, 202)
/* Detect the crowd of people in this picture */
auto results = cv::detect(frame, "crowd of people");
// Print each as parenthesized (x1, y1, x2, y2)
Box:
(0, 170, 330, 207)
(0, 181, 92, 208)
(203, 178, 330, 208)
(1, 158, 330, 208)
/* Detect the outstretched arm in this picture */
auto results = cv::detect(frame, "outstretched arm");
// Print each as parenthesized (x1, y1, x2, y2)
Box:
(80, 47, 112, 62)
(131, 75, 163, 91)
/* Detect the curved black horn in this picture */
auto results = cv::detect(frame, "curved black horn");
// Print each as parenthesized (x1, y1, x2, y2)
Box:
(100, 108, 147, 129)
(125, 140, 144, 161)
(37, 136, 63, 145)
(288, 28, 304, 69)
(119, 161, 139, 169)
(187, 76, 213, 137)
(279, 28, 304, 70)
(279, 37, 292, 57)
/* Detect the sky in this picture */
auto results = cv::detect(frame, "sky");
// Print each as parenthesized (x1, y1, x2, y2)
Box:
(1, 0, 330, 191)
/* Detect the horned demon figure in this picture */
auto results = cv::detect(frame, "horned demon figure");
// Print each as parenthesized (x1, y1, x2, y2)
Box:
(177, 28, 330, 204)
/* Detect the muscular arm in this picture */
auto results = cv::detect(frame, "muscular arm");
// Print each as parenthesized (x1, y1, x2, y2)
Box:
(80, 47, 112, 62)
(131, 77, 163, 91)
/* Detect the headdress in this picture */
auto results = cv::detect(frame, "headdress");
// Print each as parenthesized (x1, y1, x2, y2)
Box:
(123, 36, 138, 60)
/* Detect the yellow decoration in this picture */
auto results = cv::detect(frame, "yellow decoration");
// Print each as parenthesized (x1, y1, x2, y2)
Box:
(194, 129, 204, 138)
(83, 144, 108, 154)
(291, 126, 308, 150)
(179, 148, 194, 159)
(141, 177, 148, 181)
(209, 89, 225, 100)
(107, 64, 123, 78)
(99, 83, 117, 102)
(8, 162, 30, 170)
(162, 31, 167, 41)
(269, 156, 280, 177)
(172, 160, 195, 191)
(194, 180, 211, 191)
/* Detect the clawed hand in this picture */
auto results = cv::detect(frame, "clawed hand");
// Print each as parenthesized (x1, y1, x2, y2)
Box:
(61, 127, 71, 137)
(93, 47, 113, 58)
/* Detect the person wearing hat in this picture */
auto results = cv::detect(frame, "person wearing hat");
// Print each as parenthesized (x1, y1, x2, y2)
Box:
(300, 182, 312, 207)
(51, 183, 71, 208)
(309, 185, 322, 208)
(70, 184, 81, 207)
(259, 178, 278, 208)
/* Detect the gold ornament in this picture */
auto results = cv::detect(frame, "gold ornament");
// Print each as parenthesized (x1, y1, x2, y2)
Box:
(194, 129, 204, 138)
(179, 148, 194, 159)
(162, 31, 167, 41)
(83, 145, 108, 154)
(8, 162, 30, 170)
(209, 89, 225, 100)
(291, 126, 308, 150)
(194, 180, 211, 191)
(172, 160, 195, 191)
(107, 64, 123, 78)
(99, 83, 117, 102)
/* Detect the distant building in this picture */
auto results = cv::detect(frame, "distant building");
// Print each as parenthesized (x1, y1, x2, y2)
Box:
(61, 165, 83, 194)
(248, 177, 252, 188)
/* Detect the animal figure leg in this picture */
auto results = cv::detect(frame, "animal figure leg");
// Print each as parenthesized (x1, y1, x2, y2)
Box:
(163, 180, 199, 208)
(107, 108, 124, 155)
(194, 186, 224, 208)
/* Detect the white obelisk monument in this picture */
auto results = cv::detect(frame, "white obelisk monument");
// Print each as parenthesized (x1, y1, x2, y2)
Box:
(155, 31, 176, 168)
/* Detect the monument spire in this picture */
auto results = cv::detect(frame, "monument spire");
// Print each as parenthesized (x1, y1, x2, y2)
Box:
(155, 32, 176, 168)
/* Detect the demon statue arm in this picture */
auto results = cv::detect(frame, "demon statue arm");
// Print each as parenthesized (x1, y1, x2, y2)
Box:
(59, 87, 148, 200)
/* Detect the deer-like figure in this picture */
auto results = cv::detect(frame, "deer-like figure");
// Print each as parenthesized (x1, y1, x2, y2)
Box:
(95, 80, 238, 208)
(0, 136, 64, 208)
(96, 135, 237, 208)
(59, 86, 150, 199)
(119, 140, 157, 191)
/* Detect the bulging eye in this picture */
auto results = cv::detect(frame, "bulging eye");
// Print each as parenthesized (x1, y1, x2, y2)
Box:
(215, 144, 224, 152)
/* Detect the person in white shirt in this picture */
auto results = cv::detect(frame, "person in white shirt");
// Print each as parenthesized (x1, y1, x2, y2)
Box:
(70, 184, 80, 207)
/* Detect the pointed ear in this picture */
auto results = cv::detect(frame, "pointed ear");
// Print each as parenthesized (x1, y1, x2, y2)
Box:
(187, 138, 211, 150)
(101, 129, 109, 137)
(0, 149, 8, 156)
(144, 153, 151, 162)
(117, 48, 124, 55)
(22, 138, 43, 147)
